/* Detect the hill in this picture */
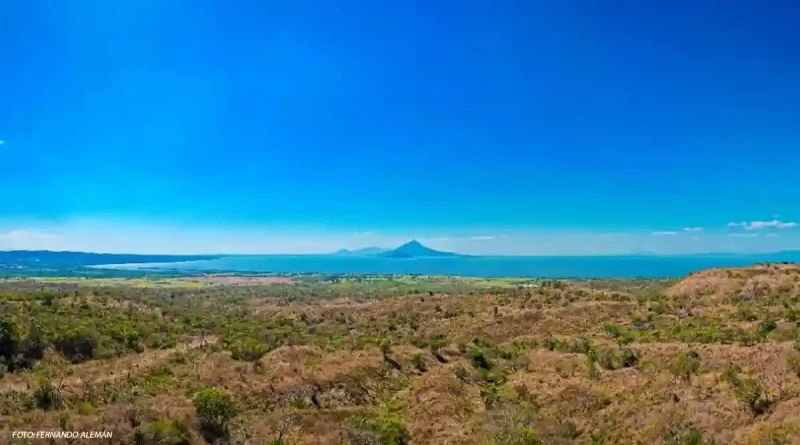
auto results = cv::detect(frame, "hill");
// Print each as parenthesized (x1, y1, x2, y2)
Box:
(666, 262, 800, 298)
(330, 247, 389, 256)
(378, 240, 465, 258)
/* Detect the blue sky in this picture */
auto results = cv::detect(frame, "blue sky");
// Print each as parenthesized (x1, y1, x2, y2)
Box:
(1, 1, 799, 255)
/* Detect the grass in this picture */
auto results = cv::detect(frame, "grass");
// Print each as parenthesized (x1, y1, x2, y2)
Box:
(1, 263, 800, 444)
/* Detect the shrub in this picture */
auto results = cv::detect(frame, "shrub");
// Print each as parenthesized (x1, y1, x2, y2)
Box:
(586, 350, 600, 379)
(133, 419, 192, 445)
(662, 421, 715, 445)
(229, 337, 268, 362)
(488, 405, 542, 445)
(721, 364, 742, 387)
(603, 324, 624, 338)
(428, 334, 447, 352)
(347, 409, 410, 445)
(193, 388, 237, 439)
(77, 401, 94, 416)
(620, 348, 638, 368)
(58, 412, 72, 430)
(787, 351, 800, 378)
(759, 319, 778, 336)
(55, 326, 100, 363)
(734, 307, 758, 322)
(0, 317, 21, 370)
(467, 347, 493, 370)
(596, 348, 618, 370)
(34, 376, 58, 410)
(379, 338, 392, 357)
(670, 350, 701, 382)
(123, 329, 144, 352)
(411, 354, 426, 373)
(733, 378, 762, 413)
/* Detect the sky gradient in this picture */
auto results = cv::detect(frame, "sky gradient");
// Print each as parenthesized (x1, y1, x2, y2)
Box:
(1, 1, 799, 255)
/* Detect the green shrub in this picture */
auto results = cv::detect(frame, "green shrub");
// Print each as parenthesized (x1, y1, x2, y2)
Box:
(428, 334, 447, 351)
(467, 347, 493, 370)
(77, 401, 94, 416)
(620, 348, 638, 368)
(733, 378, 762, 413)
(347, 409, 410, 445)
(55, 326, 100, 363)
(670, 350, 701, 382)
(228, 337, 268, 362)
(759, 319, 778, 336)
(721, 364, 742, 387)
(193, 388, 237, 439)
(411, 354, 426, 372)
(34, 376, 58, 410)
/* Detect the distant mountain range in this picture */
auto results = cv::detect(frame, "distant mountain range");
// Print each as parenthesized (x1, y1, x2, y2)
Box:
(329, 240, 465, 259)
(331, 247, 390, 256)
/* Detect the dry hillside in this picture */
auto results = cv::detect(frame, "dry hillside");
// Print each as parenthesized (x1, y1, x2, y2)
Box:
(1, 268, 800, 444)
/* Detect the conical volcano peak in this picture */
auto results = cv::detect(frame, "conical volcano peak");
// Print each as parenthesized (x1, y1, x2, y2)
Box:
(379, 240, 463, 258)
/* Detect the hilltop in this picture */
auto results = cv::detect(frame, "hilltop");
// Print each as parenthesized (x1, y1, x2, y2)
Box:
(378, 240, 465, 258)
(666, 262, 800, 299)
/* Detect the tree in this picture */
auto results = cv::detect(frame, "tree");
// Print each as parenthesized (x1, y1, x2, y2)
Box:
(0, 316, 20, 369)
(193, 387, 237, 440)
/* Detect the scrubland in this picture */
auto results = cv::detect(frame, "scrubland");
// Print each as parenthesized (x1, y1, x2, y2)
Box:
(2, 264, 800, 444)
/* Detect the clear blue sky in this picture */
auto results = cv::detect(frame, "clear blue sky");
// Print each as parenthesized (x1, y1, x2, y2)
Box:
(1, 1, 799, 254)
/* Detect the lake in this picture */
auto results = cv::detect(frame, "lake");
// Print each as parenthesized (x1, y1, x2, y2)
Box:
(95, 252, 800, 278)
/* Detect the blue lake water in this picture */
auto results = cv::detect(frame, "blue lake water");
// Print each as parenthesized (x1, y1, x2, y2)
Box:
(97, 252, 800, 278)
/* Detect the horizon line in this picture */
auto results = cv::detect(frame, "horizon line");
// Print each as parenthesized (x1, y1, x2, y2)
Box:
(3, 247, 800, 259)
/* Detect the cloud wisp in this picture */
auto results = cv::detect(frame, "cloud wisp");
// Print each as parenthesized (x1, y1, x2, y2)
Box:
(652, 231, 678, 236)
(597, 233, 628, 238)
(728, 220, 798, 230)
(682, 227, 703, 232)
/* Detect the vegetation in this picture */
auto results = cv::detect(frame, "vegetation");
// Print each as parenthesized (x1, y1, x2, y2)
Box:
(1, 262, 800, 443)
